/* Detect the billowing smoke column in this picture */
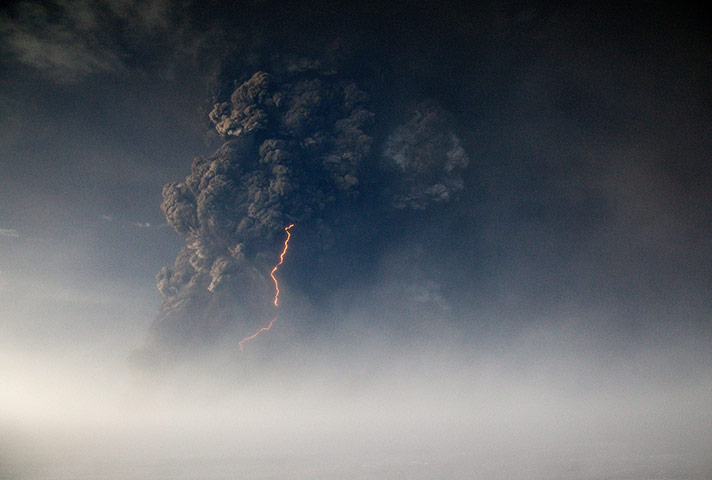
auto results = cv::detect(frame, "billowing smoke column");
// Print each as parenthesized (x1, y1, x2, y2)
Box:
(383, 100, 469, 210)
(135, 70, 374, 362)
(135, 69, 469, 364)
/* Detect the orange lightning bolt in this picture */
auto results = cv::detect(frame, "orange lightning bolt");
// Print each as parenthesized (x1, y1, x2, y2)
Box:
(238, 316, 277, 351)
(239, 223, 294, 351)
(270, 223, 294, 307)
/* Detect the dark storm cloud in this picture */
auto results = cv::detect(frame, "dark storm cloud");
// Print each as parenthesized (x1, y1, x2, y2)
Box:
(207, 71, 372, 192)
(0, 0, 121, 79)
(383, 101, 469, 209)
(131, 1, 711, 366)
(137, 57, 477, 360)
(469, 6, 712, 314)
(139, 68, 380, 360)
(0, 0, 205, 81)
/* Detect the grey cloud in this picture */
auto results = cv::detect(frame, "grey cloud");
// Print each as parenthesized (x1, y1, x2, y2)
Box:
(140, 72, 477, 361)
(209, 72, 373, 191)
(0, 0, 198, 82)
(408, 280, 449, 310)
(0, 228, 20, 238)
(282, 55, 338, 76)
(383, 100, 469, 209)
(99, 214, 164, 229)
(209, 72, 273, 137)
(1, 29, 121, 80)
(1, 1, 123, 80)
(139, 70, 374, 359)
(278, 40, 346, 76)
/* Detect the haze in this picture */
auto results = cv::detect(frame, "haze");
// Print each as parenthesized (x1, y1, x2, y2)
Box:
(1, 1, 711, 478)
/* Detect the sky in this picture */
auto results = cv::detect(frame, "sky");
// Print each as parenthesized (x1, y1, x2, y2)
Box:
(1, 1, 711, 478)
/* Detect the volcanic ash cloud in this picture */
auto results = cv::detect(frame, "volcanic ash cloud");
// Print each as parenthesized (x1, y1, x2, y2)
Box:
(383, 100, 469, 210)
(137, 71, 374, 362)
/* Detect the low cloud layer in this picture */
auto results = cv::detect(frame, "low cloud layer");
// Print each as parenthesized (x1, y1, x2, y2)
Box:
(4, 328, 712, 479)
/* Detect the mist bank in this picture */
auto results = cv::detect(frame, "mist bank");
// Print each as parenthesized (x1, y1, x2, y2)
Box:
(3, 318, 711, 480)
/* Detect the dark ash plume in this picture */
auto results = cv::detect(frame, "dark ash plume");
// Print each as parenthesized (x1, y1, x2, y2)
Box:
(135, 70, 374, 362)
(383, 100, 469, 210)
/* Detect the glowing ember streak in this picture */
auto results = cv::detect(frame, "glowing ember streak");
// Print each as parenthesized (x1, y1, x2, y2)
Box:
(270, 223, 294, 307)
(239, 224, 294, 351)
